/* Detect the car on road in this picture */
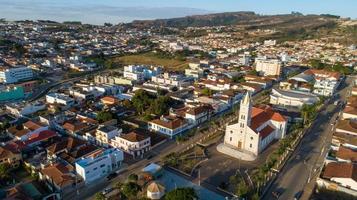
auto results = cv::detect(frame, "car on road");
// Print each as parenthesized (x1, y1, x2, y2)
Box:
(146, 154, 154, 160)
(272, 191, 281, 199)
(106, 172, 117, 180)
(294, 191, 303, 200)
(102, 187, 113, 195)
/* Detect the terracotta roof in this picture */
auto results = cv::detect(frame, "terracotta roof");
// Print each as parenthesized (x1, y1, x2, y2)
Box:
(0, 146, 20, 160)
(250, 107, 286, 130)
(186, 105, 212, 116)
(150, 116, 187, 130)
(343, 106, 357, 116)
(120, 131, 150, 143)
(63, 121, 87, 132)
(333, 132, 357, 146)
(23, 121, 42, 131)
(259, 125, 275, 139)
(7, 126, 30, 137)
(147, 181, 165, 193)
(336, 119, 357, 133)
(14, 130, 57, 149)
(323, 162, 357, 181)
(47, 137, 85, 155)
(40, 163, 76, 188)
(336, 146, 357, 162)
(305, 69, 341, 80)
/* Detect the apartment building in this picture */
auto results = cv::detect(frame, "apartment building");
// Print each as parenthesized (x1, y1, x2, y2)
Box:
(255, 58, 282, 76)
(0, 66, 33, 84)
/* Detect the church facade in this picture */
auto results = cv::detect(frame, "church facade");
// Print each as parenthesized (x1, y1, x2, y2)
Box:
(224, 92, 287, 156)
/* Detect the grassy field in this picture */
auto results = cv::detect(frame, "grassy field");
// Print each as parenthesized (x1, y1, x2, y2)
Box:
(112, 52, 189, 71)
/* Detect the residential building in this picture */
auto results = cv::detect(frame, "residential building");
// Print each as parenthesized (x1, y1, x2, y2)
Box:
(7, 120, 48, 141)
(111, 131, 151, 157)
(46, 93, 74, 106)
(39, 163, 79, 197)
(0, 66, 33, 84)
(320, 162, 357, 191)
(148, 115, 189, 138)
(0, 145, 22, 168)
(95, 125, 121, 147)
(75, 148, 124, 183)
(255, 58, 282, 76)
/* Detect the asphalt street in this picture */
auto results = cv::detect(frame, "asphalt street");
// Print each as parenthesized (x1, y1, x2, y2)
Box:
(262, 77, 352, 200)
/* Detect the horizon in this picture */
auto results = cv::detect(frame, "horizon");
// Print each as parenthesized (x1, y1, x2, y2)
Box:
(0, 0, 357, 25)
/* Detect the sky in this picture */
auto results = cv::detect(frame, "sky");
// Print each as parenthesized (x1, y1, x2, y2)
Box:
(1, 0, 357, 25)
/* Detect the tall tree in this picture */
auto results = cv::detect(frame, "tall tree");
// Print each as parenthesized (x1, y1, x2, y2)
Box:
(165, 187, 197, 200)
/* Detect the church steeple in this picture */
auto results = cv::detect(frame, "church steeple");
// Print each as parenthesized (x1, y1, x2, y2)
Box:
(239, 92, 252, 128)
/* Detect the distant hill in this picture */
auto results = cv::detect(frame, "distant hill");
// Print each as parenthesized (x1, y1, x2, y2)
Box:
(128, 11, 339, 29)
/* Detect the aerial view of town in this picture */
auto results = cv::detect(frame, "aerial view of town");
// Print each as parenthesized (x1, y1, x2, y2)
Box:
(0, 1, 357, 200)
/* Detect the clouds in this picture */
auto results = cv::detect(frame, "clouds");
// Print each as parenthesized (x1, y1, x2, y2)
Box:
(0, 0, 210, 24)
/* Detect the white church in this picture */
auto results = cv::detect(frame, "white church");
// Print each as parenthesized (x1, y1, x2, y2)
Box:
(218, 92, 287, 160)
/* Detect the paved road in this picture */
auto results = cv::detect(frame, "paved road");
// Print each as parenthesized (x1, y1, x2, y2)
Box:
(262, 77, 352, 200)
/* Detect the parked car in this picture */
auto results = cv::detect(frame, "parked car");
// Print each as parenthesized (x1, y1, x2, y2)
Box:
(106, 172, 117, 180)
(272, 191, 281, 199)
(102, 187, 113, 195)
(294, 191, 303, 200)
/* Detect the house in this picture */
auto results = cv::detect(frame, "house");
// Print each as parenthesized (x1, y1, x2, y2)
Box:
(39, 163, 79, 197)
(111, 131, 151, 157)
(336, 120, 357, 136)
(332, 132, 357, 149)
(171, 104, 213, 126)
(101, 96, 119, 106)
(75, 148, 124, 184)
(7, 120, 48, 141)
(321, 162, 357, 191)
(336, 146, 357, 163)
(95, 125, 121, 147)
(220, 92, 287, 158)
(305, 69, 341, 96)
(342, 106, 357, 120)
(148, 115, 189, 138)
(46, 93, 74, 107)
(147, 181, 166, 200)
(0, 145, 22, 168)
(46, 137, 98, 165)
(13, 130, 58, 150)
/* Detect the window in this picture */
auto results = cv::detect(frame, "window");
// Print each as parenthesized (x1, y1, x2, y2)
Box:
(100, 164, 105, 168)
(250, 137, 253, 140)
(230, 130, 233, 134)
(250, 144, 252, 148)
(230, 137, 232, 142)
(93, 167, 97, 170)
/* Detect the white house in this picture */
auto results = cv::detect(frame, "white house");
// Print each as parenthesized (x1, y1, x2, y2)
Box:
(223, 92, 287, 156)
(148, 115, 189, 138)
(111, 131, 151, 157)
(46, 93, 74, 106)
(95, 125, 121, 147)
(322, 162, 357, 191)
(147, 181, 166, 200)
(75, 148, 124, 184)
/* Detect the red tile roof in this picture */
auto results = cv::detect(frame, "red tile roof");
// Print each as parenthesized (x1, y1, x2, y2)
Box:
(259, 125, 275, 139)
(323, 162, 357, 181)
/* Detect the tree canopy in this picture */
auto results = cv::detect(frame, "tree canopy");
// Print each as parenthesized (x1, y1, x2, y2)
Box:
(164, 187, 197, 200)
(96, 111, 113, 123)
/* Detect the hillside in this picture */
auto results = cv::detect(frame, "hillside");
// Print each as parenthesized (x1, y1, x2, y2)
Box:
(128, 11, 340, 29)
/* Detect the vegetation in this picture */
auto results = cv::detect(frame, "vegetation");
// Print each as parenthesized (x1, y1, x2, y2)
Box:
(122, 182, 141, 199)
(127, 173, 139, 182)
(112, 52, 188, 71)
(309, 59, 353, 75)
(164, 187, 197, 200)
(96, 111, 113, 123)
(0, 163, 10, 185)
(94, 192, 106, 200)
(131, 89, 174, 120)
